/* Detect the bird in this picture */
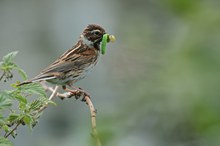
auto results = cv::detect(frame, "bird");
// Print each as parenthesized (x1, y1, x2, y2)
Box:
(17, 24, 115, 96)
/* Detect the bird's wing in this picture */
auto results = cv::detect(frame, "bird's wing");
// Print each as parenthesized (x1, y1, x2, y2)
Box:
(31, 59, 79, 82)
(31, 51, 95, 82)
(26, 40, 98, 83)
(30, 43, 83, 82)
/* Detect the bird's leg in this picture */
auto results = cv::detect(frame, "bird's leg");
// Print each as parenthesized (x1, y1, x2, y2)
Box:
(62, 85, 82, 100)
(74, 87, 91, 102)
(71, 86, 90, 96)
(64, 85, 91, 101)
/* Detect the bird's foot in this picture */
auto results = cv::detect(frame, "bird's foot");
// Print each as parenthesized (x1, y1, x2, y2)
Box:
(62, 86, 90, 101)
(72, 87, 91, 102)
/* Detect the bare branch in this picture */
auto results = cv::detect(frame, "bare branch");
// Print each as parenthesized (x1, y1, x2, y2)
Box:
(41, 83, 102, 146)
(41, 82, 102, 145)
(84, 95, 102, 146)
(40, 82, 73, 99)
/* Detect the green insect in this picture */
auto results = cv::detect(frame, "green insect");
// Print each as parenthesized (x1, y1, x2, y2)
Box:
(101, 34, 116, 55)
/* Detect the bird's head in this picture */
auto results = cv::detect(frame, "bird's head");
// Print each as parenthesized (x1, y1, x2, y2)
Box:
(81, 24, 106, 47)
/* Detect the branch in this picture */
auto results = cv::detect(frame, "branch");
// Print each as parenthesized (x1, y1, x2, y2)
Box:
(40, 82, 73, 99)
(41, 82, 102, 146)
(33, 85, 59, 114)
(84, 95, 102, 146)
(4, 122, 20, 138)
(0, 71, 6, 81)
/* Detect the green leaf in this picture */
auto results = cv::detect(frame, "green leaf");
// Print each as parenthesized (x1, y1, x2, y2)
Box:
(2, 63, 16, 70)
(23, 114, 35, 131)
(7, 113, 19, 123)
(19, 83, 46, 97)
(23, 114, 32, 126)
(2, 125, 10, 133)
(29, 98, 45, 111)
(0, 137, 13, 146)
(29, 99, 41, 111)
(19, 102, 27, 111)
(0, 92, 12, 110)
(47, 100, 56, 106)
(29, 97, 55, 111)
(0, 114, 5, 125)
(14, 94, 27, 104)
(14, 67, 27, 80)
(3, 51, 18, 64)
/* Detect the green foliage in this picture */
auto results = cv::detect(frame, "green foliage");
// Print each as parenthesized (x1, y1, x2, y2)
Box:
(17, 83, 46, 97)
(0, 92, 12, 110)
(0, 51, 55, 145)
(0, 137, 13, 146)
(0, 51, 27, 82)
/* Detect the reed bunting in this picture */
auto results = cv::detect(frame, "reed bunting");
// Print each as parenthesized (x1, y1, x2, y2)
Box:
(18, 24, 115, 96)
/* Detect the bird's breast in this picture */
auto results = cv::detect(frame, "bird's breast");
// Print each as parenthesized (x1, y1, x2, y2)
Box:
(68, 48, 100, 83)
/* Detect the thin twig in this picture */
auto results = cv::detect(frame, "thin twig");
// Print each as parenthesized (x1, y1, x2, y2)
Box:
(35, 85, 59, 114)
(48, 86, 59, 100)
(40, 82, 73, 99)
(0, 71, 5, 81)
(42, 83, 102, 146)
(4, 122, 21, 138)
(84, 95, 102, 146)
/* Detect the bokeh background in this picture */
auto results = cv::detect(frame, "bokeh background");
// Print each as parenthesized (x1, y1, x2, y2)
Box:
(1, 0, 220, 146)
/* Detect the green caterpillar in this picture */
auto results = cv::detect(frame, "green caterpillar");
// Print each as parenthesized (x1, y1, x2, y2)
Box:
(101, 34, 116, 55)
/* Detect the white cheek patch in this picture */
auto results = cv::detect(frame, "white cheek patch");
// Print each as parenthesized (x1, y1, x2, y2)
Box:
(81, 35, 94, 47)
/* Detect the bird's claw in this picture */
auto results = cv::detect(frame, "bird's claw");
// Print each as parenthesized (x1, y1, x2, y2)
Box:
(63, 86, 91, 101)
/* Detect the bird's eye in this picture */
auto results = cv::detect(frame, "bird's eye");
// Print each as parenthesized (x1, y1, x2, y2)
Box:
(92, 30, 101, 35)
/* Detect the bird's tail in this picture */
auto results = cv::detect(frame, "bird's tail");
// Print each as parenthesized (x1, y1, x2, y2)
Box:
(16, 80, 33, 86)
(17, 73, 56, 86)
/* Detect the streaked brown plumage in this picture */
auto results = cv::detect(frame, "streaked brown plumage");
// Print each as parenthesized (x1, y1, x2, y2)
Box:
(18, 24, 108, 87)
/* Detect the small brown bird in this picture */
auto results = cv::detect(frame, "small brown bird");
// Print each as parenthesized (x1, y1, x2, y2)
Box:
(18, 24, 115, 95)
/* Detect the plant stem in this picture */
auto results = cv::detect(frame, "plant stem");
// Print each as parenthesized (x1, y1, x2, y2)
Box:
(84, 95, 102, 146)
(4, 122, 21, 138)
(0, 71, 5, 81)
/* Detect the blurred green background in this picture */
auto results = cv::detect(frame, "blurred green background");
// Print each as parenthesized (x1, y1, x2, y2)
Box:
(1, 0, 220, 146)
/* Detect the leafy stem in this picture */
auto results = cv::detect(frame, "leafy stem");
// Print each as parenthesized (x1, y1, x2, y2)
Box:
(4, 122, 21, 138)
(0, 71, 6, 81)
